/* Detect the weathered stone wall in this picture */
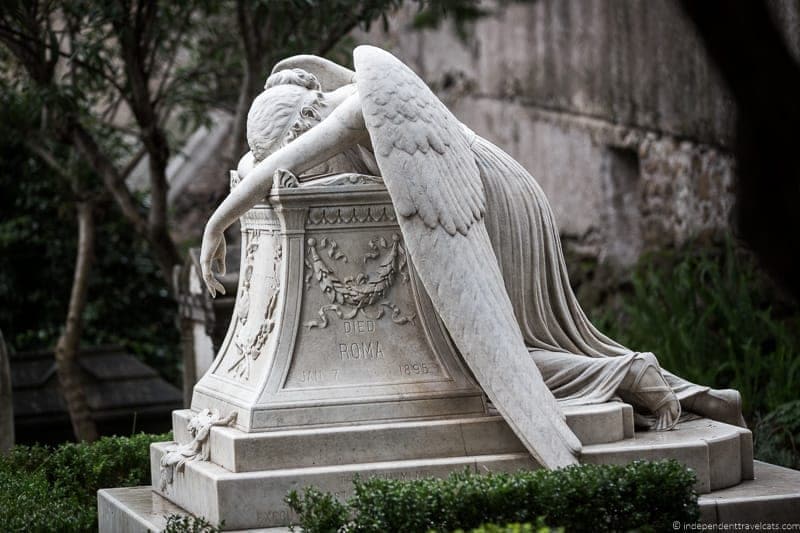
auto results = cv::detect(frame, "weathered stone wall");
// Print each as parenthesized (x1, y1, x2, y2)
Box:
(356, 0, 799, 269)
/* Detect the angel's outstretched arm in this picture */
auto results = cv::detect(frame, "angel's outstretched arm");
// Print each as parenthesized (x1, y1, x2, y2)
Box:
(200, 93, 368, 296)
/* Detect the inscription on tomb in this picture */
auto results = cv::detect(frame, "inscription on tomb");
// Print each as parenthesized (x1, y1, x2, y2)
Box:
(338, 341, 385, 360)
(343, 319, 375, 334)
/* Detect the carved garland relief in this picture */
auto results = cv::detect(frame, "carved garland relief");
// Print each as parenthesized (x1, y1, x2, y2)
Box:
(303, 233, 416, 329)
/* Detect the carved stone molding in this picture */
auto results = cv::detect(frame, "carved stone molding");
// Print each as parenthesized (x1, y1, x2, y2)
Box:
(307, 205, 397, 226)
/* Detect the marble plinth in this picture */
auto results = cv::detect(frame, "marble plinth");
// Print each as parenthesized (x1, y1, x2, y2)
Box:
(168, 403, 632, 473)
(153, 403, 630, 530)
(144, 407, 754, 530)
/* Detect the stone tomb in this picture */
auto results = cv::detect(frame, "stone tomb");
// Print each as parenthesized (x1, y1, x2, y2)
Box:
(98, 173, 798, 531)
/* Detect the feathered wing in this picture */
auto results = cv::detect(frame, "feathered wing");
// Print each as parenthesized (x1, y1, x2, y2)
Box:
(354, 45, 581, 468)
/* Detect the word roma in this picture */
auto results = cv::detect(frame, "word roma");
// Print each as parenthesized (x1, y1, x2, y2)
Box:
(338, 341, 385, 360)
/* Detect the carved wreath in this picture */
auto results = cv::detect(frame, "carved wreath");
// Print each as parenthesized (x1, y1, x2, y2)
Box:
(304, 233, 415, 328)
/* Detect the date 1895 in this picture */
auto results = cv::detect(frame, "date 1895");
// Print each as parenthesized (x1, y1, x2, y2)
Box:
(399, 362, 438, 375)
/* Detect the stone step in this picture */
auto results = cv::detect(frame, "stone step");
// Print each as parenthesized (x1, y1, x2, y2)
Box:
(581, 418, 754, 493)
(150, 442, 536, 530)
(170, 402, 634, 473)
(100, 460, 800, 532)
(98, 486, 290, 532)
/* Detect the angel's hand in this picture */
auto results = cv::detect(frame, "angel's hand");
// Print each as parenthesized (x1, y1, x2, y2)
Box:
(200, 228, 227, 297)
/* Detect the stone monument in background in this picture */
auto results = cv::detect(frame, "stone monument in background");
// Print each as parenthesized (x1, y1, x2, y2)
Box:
(98, 47, 799, 530)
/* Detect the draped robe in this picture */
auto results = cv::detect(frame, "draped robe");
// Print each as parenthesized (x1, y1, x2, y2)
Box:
(468, 130, 708, 407)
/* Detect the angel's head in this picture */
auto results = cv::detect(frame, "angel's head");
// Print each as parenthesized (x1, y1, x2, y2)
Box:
(246, 68, 329, 163)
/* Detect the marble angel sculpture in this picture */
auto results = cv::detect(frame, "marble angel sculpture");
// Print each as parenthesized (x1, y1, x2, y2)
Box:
(200, 45, 745, 468)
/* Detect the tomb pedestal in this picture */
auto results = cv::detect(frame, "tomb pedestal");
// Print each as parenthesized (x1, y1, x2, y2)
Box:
(190, 173, 486, 430)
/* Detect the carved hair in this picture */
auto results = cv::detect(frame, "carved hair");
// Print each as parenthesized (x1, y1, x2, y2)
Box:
(247, 68, 327, 163)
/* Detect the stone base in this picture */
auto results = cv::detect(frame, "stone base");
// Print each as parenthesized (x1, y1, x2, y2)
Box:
(698, 461, 800, 524)
(97, 403, 759, 531)
(581, 417, 754, 493)
(145, 404, 753, 530)
(150, 403, 633, 530)
(152, 444, 536, 529)
(168, 402, 633, 473)
(99, 461, 800, 532)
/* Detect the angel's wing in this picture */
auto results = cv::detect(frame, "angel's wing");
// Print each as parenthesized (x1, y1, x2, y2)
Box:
(354, 46, 581, 468)
(271, 54, 355, 92)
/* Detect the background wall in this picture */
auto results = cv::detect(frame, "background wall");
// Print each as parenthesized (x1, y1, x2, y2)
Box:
(356, 0, 800, 271)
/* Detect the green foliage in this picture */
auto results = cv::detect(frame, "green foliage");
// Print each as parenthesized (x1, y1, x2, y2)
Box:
(0, 85, 180, 380)
(286, 460, 699, 533)
(286, 487, 351, 533)
(163, 514, 222, 533)
(592, 238, 800, 424)
(753, 400, 800, 470)
(0, 432, 169, 532)
(409, 0, 534, 39)
(0, 468, 87, 533)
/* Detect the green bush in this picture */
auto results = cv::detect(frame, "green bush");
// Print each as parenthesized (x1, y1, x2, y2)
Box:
(286, 460, 699, 533)
(588, 238, 800, 469)
(286, 487, 351, 533)
(0, 432, 169, 532)
(753, 400, 800, 470)
(163, 514, 222, 533)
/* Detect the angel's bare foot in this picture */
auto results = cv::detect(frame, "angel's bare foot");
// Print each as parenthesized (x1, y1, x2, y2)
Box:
(683, 388, 746, 427)
(620, 352, 681, 431)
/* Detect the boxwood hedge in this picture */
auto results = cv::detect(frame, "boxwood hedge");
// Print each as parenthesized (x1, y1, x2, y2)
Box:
(0, 432, 169, 532)
(287, 460, 699, 532)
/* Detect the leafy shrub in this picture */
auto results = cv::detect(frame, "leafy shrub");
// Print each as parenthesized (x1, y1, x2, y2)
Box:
(753, 400, 800, 470)
(163, 514, 222, 533)
(0, 468, 86, 532)
(0, 432, 169, 532)
(286, 460, 699, 533)
(286, 487, 350, 533)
